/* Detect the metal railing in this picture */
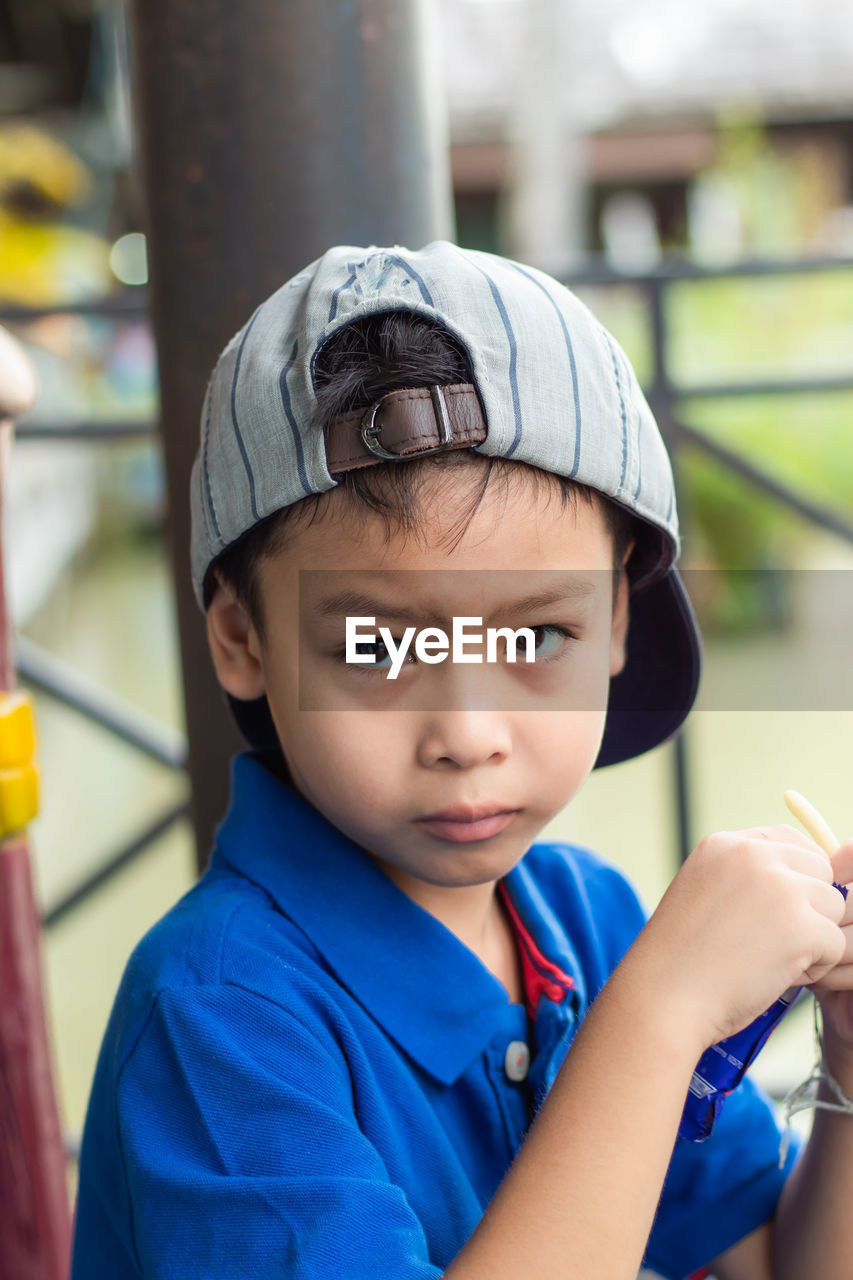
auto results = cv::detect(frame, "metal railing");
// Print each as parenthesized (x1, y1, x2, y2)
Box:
(565, 254, 853, 864)
(5, 250, 853, 909)
(2, 287, 192, 928)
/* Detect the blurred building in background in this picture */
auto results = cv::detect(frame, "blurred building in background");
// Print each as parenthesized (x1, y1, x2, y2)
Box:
(0, 1, 154, 622)
(4, 0, 853, 617)
(445, 0, 853, 269)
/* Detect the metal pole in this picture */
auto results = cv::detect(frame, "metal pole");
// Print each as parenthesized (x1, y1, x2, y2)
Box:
(645, 276, 694, 868)
(129, 0, 454, 867)
(0, 334, 70, 1280)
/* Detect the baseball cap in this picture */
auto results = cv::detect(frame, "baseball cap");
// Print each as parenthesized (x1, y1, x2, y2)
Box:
(191, 240, 701, 767)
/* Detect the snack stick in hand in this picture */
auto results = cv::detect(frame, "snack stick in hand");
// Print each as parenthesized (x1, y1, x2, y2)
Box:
(783, 789, 840, 859)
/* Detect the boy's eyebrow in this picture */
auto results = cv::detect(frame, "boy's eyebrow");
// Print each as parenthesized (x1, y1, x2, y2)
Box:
(311, 580, 599, 627)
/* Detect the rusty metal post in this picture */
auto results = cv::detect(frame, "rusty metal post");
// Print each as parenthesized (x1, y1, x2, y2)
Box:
(0, 330, 71, 1280)
(128, 0, 453, 867)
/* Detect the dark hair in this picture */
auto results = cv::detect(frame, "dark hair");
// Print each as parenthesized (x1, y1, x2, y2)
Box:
(210, 311, 638, 635)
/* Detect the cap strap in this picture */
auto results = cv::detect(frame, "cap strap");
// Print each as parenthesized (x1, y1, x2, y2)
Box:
(325, 383, 487, 474)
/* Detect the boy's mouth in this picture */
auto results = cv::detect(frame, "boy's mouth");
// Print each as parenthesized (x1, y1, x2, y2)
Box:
(416, 804, 519, 843)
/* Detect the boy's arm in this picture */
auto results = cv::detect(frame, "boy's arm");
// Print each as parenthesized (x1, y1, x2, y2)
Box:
(770, 1004, 853, 1278)
(709, 1222, 775, 1280)
(446, 952, 704, 1280)
(712, 883, 853, 1280)
(709, 1047, 853, 1280)
(445, 827, 851, 1280)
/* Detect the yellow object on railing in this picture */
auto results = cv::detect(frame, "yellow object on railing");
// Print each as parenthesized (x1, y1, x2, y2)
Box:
(0, 692, 39, 837)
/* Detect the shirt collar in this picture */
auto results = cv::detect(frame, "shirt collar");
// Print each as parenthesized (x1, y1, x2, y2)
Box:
(213, 751, 579, 1085)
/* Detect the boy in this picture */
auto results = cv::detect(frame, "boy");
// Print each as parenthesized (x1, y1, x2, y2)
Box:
(72, 242, 853, 1279)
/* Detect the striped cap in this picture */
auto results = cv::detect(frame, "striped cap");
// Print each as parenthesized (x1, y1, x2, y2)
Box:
(190, 241, 700, 766)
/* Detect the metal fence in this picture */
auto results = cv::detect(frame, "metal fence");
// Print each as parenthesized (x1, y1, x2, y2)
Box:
(567, 254, 853, 863)
(5, 250, 853, 924)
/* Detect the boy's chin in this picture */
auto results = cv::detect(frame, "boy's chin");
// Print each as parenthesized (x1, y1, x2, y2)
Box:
(368, 846, 526, 893)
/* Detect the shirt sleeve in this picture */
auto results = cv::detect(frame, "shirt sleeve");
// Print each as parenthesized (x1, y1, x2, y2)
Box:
(644, 1073, 802, 1279)
(114, 983, 444, 1280)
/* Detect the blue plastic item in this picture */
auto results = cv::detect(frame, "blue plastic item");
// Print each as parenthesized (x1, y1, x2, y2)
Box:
(679, 882, 849, 1143)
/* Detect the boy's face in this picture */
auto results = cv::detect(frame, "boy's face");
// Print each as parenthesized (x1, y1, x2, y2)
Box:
(208, 472, 631, 904)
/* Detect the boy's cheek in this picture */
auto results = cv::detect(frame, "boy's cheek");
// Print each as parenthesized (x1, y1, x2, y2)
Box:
(285, 711, 407, 777)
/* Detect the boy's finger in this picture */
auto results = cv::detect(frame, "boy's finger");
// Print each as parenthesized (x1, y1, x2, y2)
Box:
(830, 839, 853, 888)
(810, 961, 853, 992)
(745, 822, 828, 852)
(746, 824, 841, 873)
(831, 922, 853, 961)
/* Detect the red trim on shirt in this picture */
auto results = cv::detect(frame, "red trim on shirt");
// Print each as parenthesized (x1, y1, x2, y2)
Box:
(501, 885, 710, 1280)
(497, 881, 574, 1018)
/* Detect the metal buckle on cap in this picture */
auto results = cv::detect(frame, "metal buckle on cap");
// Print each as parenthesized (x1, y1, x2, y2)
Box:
(360, 386, 454, 461)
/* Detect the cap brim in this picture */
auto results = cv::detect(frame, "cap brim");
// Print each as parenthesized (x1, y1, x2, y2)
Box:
(228, 566, 702, 770)
(595, 566, 702, 768)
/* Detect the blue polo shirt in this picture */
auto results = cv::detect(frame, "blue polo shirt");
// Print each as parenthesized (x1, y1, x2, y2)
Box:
(72, 750, 799, 1280)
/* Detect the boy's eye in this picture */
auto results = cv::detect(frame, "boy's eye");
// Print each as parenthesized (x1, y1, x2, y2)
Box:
(529, 624, 572, 661)
(353, 638, 411, 669)
(342, 624, 575, 673)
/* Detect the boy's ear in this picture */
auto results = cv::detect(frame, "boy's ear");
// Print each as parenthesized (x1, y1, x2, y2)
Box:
(205, 577, 267, 701)
(609, 543, 634, 678)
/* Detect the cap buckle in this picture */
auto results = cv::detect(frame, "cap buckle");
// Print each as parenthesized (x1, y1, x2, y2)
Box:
(361, 385, 454, 461)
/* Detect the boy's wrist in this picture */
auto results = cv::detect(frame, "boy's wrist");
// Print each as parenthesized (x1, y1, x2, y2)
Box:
(607, 937, 712, 1068)
(820, 1019, 853, 1096)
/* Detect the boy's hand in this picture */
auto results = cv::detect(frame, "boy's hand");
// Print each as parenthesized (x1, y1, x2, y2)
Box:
(632, 824, 849, 1054)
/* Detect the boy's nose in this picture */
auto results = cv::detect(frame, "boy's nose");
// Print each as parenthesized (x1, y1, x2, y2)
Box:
(416, 707, 512, 770)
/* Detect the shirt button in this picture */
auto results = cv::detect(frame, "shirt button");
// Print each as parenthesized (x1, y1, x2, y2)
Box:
(504, 1040, 530, 1082)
